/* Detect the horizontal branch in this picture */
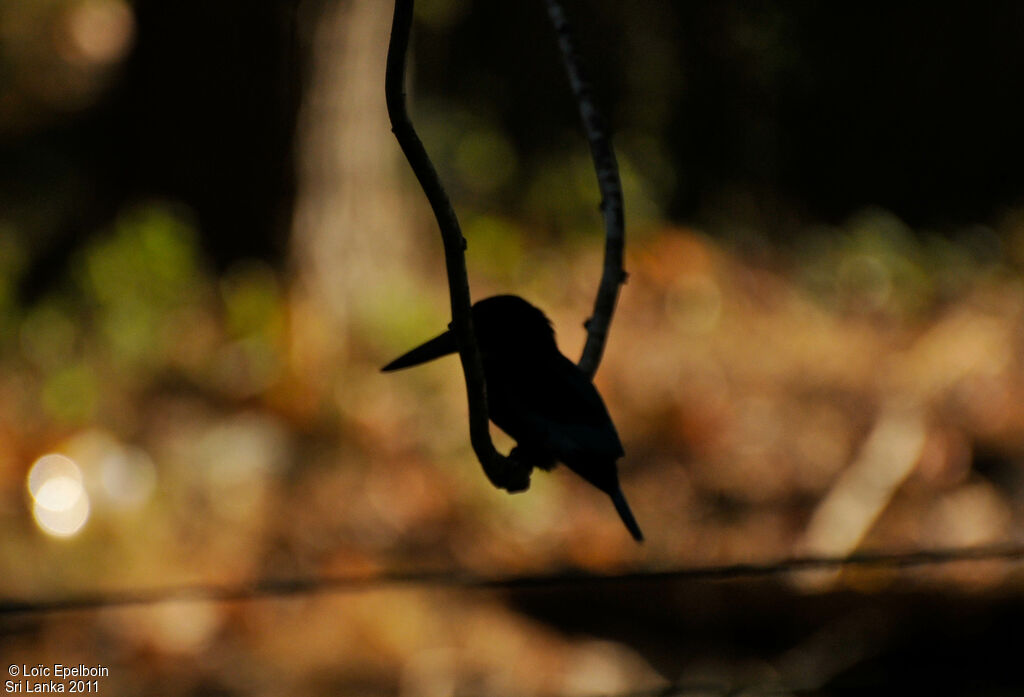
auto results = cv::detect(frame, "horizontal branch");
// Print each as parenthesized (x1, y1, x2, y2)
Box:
(3, 542, 1021, 615)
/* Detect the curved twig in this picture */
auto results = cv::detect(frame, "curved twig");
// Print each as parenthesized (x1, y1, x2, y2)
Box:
(544, 0, 627, 379)
(385, 0, 530, 492)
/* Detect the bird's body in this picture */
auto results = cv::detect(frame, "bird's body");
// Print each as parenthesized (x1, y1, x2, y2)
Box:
(383, 295, 643, 542)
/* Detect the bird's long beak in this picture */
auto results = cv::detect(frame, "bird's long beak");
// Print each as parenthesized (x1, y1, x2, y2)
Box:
(381, 329, 457, 372)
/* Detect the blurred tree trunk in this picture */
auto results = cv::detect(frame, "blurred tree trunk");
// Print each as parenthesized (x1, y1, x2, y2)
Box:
(290, 0, 417, 357)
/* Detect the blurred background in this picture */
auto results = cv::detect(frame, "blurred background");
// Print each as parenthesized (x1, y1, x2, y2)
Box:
(3, 0, 1024, 694)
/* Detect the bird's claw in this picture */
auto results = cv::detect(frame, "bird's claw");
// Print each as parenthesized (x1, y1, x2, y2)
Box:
(502, 450, 533, 493)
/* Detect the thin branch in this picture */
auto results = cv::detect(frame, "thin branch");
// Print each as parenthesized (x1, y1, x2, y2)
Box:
(385, 0, 529, 492)
(544, 0, 627, 379)
(3, 542, 1022, 616)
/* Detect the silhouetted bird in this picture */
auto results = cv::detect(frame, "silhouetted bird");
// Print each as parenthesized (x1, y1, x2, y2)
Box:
(382, 295, 643, 542)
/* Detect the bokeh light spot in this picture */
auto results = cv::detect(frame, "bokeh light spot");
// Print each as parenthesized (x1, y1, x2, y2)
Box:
(100, 445, 157, 510)
(27, 453, 90, 537)
(62, 0, 135, 66)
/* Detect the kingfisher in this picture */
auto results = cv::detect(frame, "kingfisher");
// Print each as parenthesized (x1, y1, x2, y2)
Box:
(382, 294, 643, 542)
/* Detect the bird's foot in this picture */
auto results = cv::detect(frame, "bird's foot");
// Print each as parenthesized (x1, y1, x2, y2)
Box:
(500, 452, 532, 493)
(480, 450, 531, 493)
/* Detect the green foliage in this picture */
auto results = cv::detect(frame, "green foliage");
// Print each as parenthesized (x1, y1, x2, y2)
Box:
(41, 361, 98, 424)
(19, 299, 79, 370)
(220, 261, 284, 341)
(76, 202, 208, 369)
(463, 214, 525, 281)
(453, 127, 519, 196)
(10, 202, 211, 423)
(414, 0, 468, 29)
(523, 150, 600, 234)
(357, 275, 449, 357)
(798, 207, 1007, 318)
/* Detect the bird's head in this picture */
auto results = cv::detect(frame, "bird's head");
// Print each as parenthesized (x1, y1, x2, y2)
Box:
(382, 295, 558, 371)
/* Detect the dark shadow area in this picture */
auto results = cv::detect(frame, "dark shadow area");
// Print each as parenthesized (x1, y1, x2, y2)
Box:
(511, 578, 1024, 694)
(6, 0, 306, 303)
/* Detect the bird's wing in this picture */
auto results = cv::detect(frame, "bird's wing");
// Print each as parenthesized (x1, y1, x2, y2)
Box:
(513, 355, 625, 460)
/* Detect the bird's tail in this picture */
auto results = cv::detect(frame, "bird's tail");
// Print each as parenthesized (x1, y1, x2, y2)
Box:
(610, 488, 644, 543)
